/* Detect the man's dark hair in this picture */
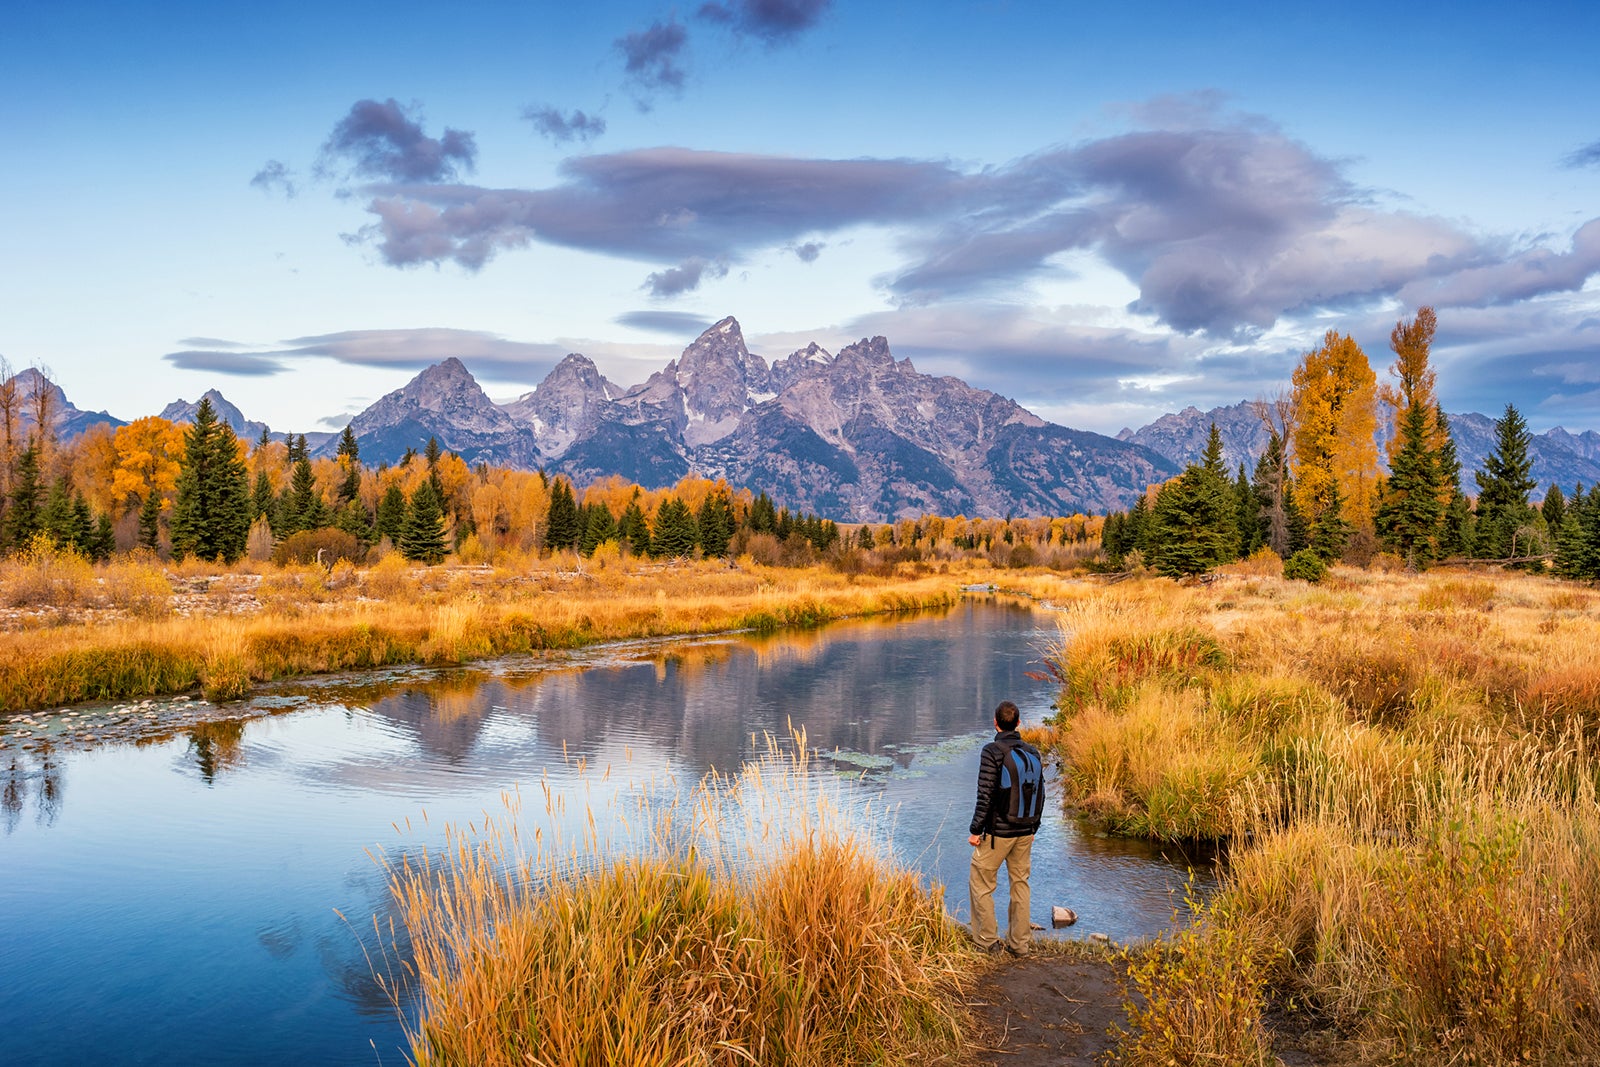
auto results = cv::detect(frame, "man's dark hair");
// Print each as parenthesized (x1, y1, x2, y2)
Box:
(994, 700, 1020, 731)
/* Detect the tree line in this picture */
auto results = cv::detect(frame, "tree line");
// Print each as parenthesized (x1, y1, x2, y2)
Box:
(0, 384, 1108, 569)
(1101, 306, 1600, 580)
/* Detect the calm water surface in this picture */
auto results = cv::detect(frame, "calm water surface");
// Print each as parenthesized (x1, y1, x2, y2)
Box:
(0, 600, 1213, 1066)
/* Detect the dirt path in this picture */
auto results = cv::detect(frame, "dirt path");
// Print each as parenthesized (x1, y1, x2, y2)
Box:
(965, 944, 1127, 1065)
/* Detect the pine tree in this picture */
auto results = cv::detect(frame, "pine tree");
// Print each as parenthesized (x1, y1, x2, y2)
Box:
(617, 497, 652, 555)
(90, 512, 116, 562)
(652, 497, 698, 558)
(544, 479, 581, 551)
(1252, 432, 1292, 558)
(287, 433, 308, 465)
(282, 456, 326, 535)
(578, 501, 616, 556)
(251, 469, 277, 531)
(334, 499, 374, 545)
(1474, 403, 1538, 560)
(747, 492, 777, 534)
(399, 480, 448, 563)
(1146, 429, 1239, 577)
(697, 493, 733, 557)
(335, 425, 362, 504)
(39, 476, 77, 548)
(1309, 481, 1351, 563)
(169, 397, 251, 563)
(1375, 397, 1444, 568)
(424, 436, 443, 491)
(1541, 485, 1566, 533)
(138, 489, 162, 552)
(1234, 463, 1262, 557)
(375, 484, 407, 545)
(3, 441, 42, 552)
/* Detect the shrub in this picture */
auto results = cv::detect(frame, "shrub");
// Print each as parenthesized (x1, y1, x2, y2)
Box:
(272, 528, 364, 566)
(1283, 549, 1327, 583)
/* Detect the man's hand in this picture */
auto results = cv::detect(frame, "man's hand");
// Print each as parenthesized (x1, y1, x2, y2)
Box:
(969, 833, 982, 847)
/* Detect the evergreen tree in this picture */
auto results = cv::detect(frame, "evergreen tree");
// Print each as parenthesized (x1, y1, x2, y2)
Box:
(747, 491, 777, 534)
(617, 497, 652, 555)
(1146, 435, 1239, 578)
(1101, 511, 1128, 565)
(1234, 463, 1262, 557)
(1252, 432, 1293, 558)
(1284, 478, 1311, 557)
(1542, 485, 1566, 533)
(1474, 403, 1538, 560)
(652, 497, 698, 558)
(544, 479, 581, 551)
(375, 484, 407, 545)
(696, 492, 734, 557)
(578, 501, 616, 556)
(39, 476, 79, 549)
(251, 469, 277, 531)
(169, 397, 251, 563)
(1125, 494, 1152, 558)
(90, 512, 116, 562)
(335, 425, 362, 504)
(399, 480, 448, 563)
(334, 499, 374, 545)
(775, 507, 795, 542)
(855, 524, 874, 550)
(424, 436, 442, 491)
(1309, 481, 1350, 563)
(3, 441, 42, 551)
(287, 433, 308, 465)
(1435, 407, 1472, 559)
(1375, 397, 1445, 568)
(137, 489, 162, 552)
(282, 456, 326, 535)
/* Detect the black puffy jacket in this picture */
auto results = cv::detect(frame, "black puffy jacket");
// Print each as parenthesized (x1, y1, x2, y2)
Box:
(968, 729, 1041, 838)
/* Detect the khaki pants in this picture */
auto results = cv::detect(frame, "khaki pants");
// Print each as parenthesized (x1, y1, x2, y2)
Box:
(969, 832, 1033, 954)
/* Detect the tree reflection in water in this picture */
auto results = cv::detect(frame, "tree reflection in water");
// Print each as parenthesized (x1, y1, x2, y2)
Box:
(1, 747, 64, 833)
(188, 719, 246, 783)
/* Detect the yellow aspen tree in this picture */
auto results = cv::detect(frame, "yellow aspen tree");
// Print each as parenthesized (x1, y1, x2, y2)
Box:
(1291, 329, 1379, 532)
(1381, 306, 1440, 461)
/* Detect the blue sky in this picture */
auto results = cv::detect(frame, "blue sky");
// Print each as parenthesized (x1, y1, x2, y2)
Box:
(5, 0, 1599, 437)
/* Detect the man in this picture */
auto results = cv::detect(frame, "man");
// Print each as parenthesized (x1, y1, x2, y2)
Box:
(968, 699, 1045, 956)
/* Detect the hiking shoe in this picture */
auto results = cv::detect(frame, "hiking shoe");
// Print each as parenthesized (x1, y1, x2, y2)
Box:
(1004, 943, 1030, 958)
(983, 941, 1007, 957)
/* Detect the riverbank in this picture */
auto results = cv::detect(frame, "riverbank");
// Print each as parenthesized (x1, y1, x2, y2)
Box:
(1035, 565, 1600, 1064)
(0, 552, 1090, 717)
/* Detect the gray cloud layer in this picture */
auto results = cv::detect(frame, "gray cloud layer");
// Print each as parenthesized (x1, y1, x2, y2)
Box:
(615, 310, 717, 335)
(524, 105, 608, 144)
(1562, 140, 1600, 169)
(320, 99, 476, 183)
(338, 113, 1600, 338)
(250, 160, 297, 198)
(163, 329, 567, 380)
(697, 0, 832, 43)
(616, 20, 689, 96)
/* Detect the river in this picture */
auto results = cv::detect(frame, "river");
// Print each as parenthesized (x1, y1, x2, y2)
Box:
(0, 599, 1212, 1065)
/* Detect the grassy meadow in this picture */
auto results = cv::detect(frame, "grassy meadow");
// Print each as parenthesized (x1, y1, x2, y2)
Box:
(0, 543, 996, 712)
(1030, 560, 1600, 1065)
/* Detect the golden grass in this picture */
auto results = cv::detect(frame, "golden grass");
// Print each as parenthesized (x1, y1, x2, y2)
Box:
(1039, 567, 1600, 1064)
(0, 556, 979, 711)
(378, 737, 975, 1066)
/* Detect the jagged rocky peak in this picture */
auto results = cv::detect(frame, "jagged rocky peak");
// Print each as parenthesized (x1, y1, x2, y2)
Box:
(833, 335, 898, 368)
(674, 316, 773, 446)
(769, 341, 833, 391)
(160, 389, 264, 438)
(504, 353, 619, 459)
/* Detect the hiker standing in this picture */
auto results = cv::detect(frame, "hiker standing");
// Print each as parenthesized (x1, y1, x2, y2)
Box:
(967, 699, 1044, 956)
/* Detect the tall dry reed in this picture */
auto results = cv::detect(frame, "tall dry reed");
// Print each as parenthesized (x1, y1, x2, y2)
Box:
(379, 735, 974, 1067)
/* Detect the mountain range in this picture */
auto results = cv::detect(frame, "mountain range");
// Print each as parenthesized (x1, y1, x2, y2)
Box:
(9, 316, 1599, 517)
(1118, 403, 1600, 495)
